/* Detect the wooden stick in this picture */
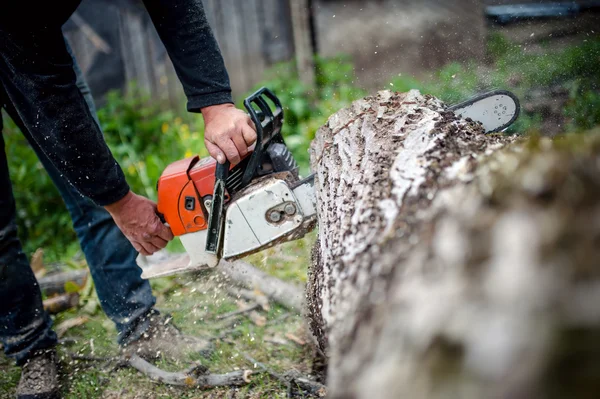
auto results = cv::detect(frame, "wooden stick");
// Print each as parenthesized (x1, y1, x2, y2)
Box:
(128, 354, 252, 387)
(38, 270, 88, 296)
(217, 260, 304, 311)
(216, 303, 261, 320)
(241, 353, 327, 396)
(56, 316, 89, 338)
(241, 353, 284, 381)
(43, 293, 79, 314)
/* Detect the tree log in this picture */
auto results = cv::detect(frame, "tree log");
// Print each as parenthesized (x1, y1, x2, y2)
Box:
(43, 292, 80, 315)
(307, 90, 600, 398)
(37, 270, 88, 296)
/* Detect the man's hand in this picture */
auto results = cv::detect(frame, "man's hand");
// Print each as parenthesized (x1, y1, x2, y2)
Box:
(202, 103, 257, 165)
(104, 191, 174, 255)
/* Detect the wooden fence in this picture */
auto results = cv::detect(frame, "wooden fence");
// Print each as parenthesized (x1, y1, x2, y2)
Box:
(63, 0, 295, 106)
(65, 0, 557, 107)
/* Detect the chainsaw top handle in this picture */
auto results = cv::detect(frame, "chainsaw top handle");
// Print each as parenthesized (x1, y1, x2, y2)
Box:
(241, 87, 284, 187)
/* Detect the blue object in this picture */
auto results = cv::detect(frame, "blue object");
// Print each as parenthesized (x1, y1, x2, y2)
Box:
(486, 2, 600, 24)
(0, 39, 156, 365)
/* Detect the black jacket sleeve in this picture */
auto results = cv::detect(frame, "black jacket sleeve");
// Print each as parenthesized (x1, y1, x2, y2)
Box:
(0, 0, 231, 205)
(142, 0, 234, 112)
(0, 28, 130, 206)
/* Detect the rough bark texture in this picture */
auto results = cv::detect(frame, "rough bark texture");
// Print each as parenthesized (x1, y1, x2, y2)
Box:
(308, 90, 600, 398)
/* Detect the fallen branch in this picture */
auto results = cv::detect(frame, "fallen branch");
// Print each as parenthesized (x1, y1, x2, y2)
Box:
(216, 303, 261, 320)
(242, 353, 284, 381)
(128, 354, 252, 387)
(242, 353, 326, 398)
(38, 270, 88, 296)
(56, 316, 89, 337)
(66, 350, 253, 387)
(43, 293, 79, 314)
(217, 260, 304, 312)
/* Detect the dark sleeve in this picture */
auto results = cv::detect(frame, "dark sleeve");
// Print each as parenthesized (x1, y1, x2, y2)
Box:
(142, 0, 233, 112)
(0, 28, 130, 206)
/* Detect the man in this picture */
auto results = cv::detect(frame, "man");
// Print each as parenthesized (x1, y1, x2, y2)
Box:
(0, 1, 256, 398)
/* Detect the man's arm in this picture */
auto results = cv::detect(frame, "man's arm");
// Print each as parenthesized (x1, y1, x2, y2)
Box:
(142, 0, 257, 165)
(0, 28, 128, 206)
(0, 27, 172, 255)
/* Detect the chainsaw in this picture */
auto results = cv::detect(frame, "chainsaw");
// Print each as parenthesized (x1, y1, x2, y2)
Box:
(137, 87, 520, 279)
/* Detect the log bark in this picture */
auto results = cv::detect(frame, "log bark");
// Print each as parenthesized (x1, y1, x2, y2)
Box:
(308, 90, 600, 398)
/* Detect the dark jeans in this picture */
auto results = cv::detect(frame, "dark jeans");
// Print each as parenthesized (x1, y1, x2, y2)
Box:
(0, 40, 156, 365)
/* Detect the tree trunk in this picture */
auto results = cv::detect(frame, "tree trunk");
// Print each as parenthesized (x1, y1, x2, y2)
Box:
(307, 90, 600, 398)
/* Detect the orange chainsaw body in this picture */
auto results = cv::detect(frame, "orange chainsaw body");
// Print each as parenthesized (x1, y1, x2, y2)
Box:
(157, 155, 232, 237)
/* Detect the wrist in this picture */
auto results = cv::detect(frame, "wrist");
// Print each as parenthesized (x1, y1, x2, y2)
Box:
(201, 103, 235, 120)
(104, 190, 134, 214)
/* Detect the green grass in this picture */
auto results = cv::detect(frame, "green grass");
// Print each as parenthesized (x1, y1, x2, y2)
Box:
(0, 236, 316, 399)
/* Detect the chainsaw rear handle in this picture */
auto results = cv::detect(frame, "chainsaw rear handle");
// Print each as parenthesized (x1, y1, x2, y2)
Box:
(244, 87, 283, 143)
(241, 87, 284, 187)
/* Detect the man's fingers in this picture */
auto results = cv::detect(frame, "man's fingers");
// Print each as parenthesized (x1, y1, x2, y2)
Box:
(149, 216, 174, 242)
(141, 242, 160, 255)
(242, 125, 257, 147)
(205, 140, 226, 164)
(133, 242, 151, 256)
(216, 138, 241, 165)
(231, 133, 249, 158)
(246, 116, 257, 131)
(157, 224, 174, 241)
(150, 236, 168, 249)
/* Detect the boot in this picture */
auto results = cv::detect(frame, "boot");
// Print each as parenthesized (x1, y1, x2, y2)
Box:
(16, 348, 60, 399)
